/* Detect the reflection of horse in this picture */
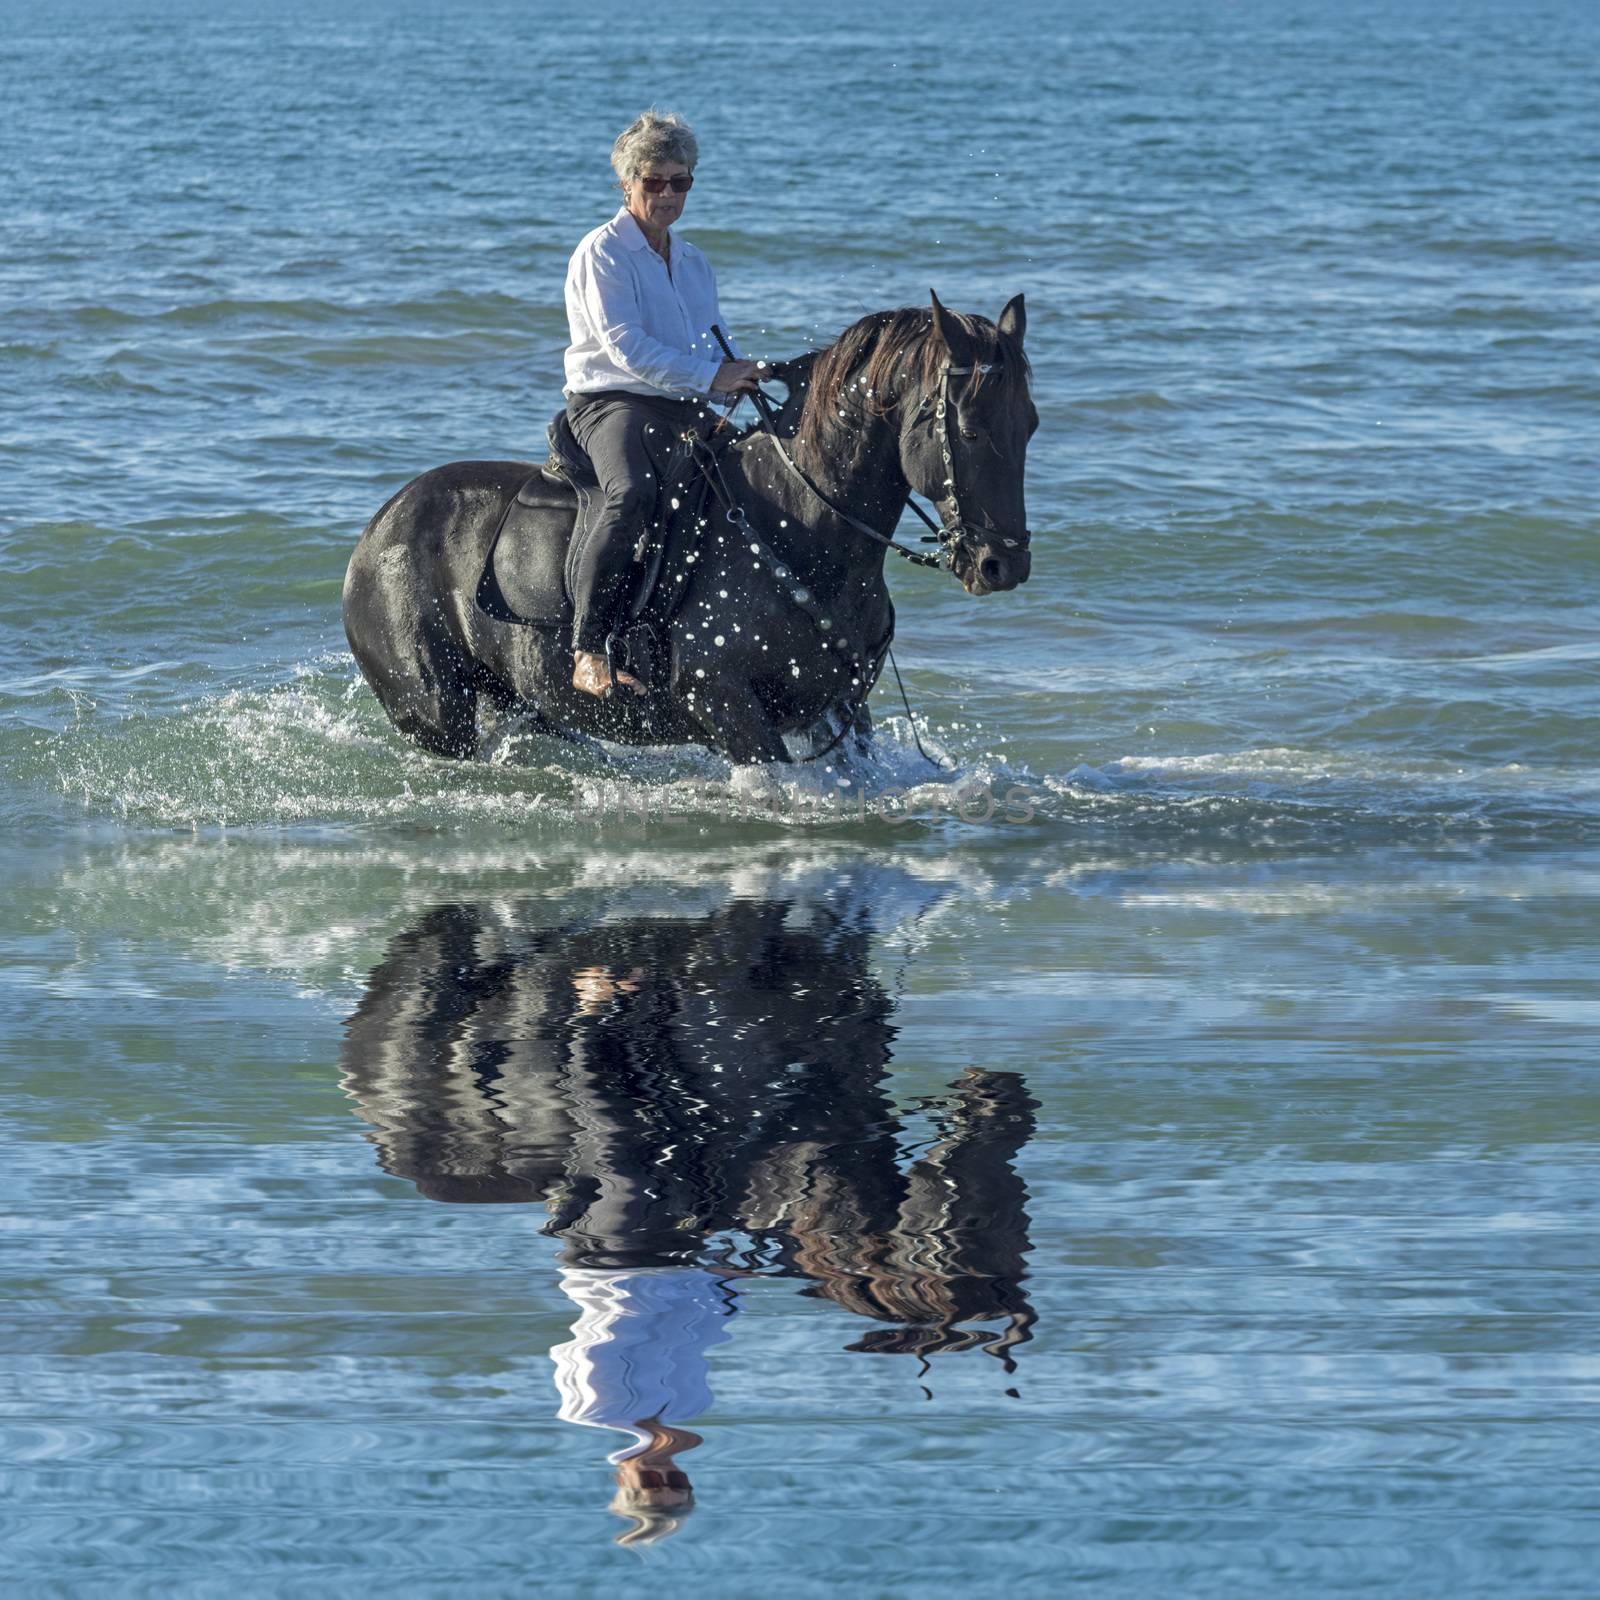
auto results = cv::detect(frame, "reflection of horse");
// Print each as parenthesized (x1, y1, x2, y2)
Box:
(339, 895, 1037, 1347)
(338, 892, 1037, 1543)
(341, 294, 1035, 761)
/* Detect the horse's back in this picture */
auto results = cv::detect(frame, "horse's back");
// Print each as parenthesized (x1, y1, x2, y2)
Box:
(346, 460, 563, 619)
(342, 459, 574, 757)
(484, 471, 582, 629)
(348, 459, 541, 572)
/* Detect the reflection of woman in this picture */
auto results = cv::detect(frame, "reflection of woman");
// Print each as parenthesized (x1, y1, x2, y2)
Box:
(563, 109, 766, 701)
(550, 1266, 731, 1545)
(339, 892, 1036, 1542)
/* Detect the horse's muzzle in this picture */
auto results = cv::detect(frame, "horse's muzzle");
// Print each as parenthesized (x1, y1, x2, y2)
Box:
(962, 540, 1031, 595)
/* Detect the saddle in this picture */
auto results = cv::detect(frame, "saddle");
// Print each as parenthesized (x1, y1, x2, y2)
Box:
(475, 410, 720, 687)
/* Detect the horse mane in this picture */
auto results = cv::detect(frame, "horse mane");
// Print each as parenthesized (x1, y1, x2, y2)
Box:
(793, 304, 1030, 461)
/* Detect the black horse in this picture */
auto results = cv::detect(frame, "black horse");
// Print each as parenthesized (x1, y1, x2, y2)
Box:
(342, 292, 1035, 761)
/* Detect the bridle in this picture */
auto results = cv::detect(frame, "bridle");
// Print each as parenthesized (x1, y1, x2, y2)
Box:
(921, 361, 1031, 557)
(710, 326, 1026, 573)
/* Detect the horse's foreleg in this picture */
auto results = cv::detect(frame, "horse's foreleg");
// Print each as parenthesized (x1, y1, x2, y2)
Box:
(683, 680, 790, 764)
(849, 703, 874, 758)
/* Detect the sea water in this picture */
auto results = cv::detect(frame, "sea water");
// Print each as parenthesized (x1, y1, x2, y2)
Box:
(2, 0, 1597, 1593)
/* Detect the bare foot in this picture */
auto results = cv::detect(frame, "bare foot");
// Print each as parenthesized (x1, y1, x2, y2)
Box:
(572, 650, 646, 699)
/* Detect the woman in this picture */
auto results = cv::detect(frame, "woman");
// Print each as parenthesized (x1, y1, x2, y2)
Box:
(562, 109, 766, 699)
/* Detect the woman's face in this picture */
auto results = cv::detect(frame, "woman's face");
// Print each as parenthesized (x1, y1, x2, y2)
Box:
(624, 160, 691, 233)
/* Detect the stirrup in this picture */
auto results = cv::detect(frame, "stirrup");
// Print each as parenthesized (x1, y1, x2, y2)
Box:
(607, 623, 659, 689)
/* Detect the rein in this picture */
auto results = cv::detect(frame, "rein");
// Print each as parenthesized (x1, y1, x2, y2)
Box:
(764, 427, 943, 570)
(711, 325, 996, 572)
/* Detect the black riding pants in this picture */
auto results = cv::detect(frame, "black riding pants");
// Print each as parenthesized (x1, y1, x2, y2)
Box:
(565, 389, 716, 655)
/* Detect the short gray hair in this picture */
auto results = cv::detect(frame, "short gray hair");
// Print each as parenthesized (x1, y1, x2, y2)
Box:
(611, 109, 699, 186)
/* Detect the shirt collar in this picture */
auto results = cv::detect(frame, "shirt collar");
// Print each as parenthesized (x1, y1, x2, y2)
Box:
(612, 207, 652, 252)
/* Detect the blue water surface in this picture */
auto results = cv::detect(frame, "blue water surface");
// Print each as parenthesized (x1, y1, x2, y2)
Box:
(2, 0, 1598, 1594)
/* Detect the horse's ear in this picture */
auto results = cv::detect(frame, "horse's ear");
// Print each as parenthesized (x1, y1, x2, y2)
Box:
(929, 289, 977, 365)
(998, 293, 1026, 345)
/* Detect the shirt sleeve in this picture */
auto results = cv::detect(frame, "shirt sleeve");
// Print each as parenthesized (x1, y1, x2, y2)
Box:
(573, 242, 722, 397)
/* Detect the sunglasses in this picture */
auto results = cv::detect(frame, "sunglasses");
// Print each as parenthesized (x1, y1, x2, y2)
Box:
(636, 173, 694, 195)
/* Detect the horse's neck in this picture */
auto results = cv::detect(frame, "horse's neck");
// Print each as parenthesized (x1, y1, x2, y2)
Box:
(731, 421, 906, 587)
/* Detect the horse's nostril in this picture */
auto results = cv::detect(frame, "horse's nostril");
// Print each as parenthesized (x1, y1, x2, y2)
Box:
(980, 556, 1002, 585)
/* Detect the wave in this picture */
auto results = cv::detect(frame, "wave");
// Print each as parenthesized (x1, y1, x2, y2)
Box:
(10, 295, 569, 344)
(6, 656, 1596, 842)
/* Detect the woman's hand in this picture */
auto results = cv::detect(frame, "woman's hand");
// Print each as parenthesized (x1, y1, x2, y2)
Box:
(714, 358, 768, 395)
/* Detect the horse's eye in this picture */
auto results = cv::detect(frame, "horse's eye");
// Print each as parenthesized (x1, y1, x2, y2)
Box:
(961, 429, 982, 443)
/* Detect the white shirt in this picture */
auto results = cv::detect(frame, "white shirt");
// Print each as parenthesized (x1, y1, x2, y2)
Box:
(563, 208, 743, 400)
(550, 1266, 734, 1463)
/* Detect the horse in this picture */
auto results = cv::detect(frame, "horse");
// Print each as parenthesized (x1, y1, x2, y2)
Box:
(341, 290, 1035, 763)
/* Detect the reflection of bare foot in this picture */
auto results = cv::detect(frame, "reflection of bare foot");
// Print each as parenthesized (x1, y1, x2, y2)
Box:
(571, 964, 644, 1017)
(572, 650, 646, 699)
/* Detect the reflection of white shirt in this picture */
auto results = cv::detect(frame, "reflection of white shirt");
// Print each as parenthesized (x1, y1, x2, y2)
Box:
(551, 1267, 735, 1463)
(563, 208, 742, 399)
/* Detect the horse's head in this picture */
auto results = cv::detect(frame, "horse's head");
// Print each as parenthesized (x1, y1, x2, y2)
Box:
(794, 296, 1036, 593)
(901, 291, 1036, 595)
